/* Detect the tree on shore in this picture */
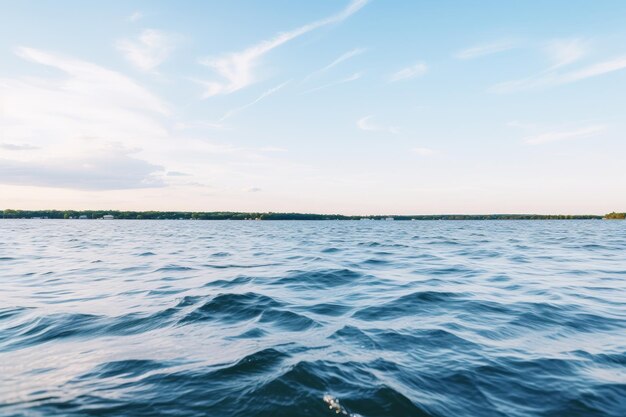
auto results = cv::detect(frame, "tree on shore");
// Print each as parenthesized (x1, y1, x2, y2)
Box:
(0, 209, 608, 220)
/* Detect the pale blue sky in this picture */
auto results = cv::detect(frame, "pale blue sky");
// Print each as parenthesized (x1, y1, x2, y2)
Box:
(1, 0, 625, 214)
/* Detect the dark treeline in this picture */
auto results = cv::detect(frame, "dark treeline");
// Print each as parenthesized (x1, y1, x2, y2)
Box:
(0, 209, 607, 220)
(604, 212, 626, 219)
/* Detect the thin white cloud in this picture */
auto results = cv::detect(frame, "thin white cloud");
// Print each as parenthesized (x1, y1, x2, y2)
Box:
(524, 125, 606, 145)
(411, 147, 438, 156)
(197, 0, 368, 97)
(219, 80, 290, 122)
(317, 47, 366, 73)
(356, 115, 376, 131)
(0, 148, 164, 190)
(11, 46, 169, 116)
(490, 37, 626, 93)
(492, 55, 626, 93)
(304, 47, 366, 81)
(455, 41, 516, 60)
(303, 72, 361, 93)
(1, 47, 170, 181)
(490, 76, 546, 93)
(0, 143, 39, 151)
(559, 56, 626, 83)
(166, 171, 190, 177)
(388, 62, 427, 82)
(116, 29, 179, 71)
(1, 47, 296, 198)
(544, 38, 588, 69)
(128, 11, 143, 22)
(356, 115, 399, 134)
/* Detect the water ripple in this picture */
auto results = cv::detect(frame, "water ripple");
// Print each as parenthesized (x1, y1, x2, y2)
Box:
(1, 219, 625, 416)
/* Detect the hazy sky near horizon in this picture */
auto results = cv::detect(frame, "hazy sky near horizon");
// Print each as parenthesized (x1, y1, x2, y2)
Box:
(1, 0, 625, 214)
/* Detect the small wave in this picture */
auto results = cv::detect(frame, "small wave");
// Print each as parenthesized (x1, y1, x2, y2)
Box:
(0, 306, 32, 321)
(274, 268, 364, 289)
(329, 325, 379, 350)
(203, 275, 256, 288)
(321, 247, 341, 253)
(155, 264, 195, 272)
(572, 350, 626, 366)
(230, 328, 268, 339)
(353, 291, 463, 321)
(509, 303, 626, 332)
(146, 288, 185, 297)
(212, 347, 289, 377)
(357, 241, 381, 247)
(79, 359, 171, 380)
(202, 263, 279, 269)
(259, 309, 318, 331)
(0, 308, 182, 351)
(370, 328, 480, 353)
(179, 292, 281, 325)
(304, 302, 351, 317)
(362, 258, 391, 265)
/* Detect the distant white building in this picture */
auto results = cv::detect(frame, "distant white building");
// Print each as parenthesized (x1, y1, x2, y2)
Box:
(102, 215, 114, 220)
(385, 217, 394, 221)
(78, 215, 88, 219)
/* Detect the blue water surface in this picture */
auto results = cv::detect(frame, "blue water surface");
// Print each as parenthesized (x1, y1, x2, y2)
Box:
(1, 220, 625, 417)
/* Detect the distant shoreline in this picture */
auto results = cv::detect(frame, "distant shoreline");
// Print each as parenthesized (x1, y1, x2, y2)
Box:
(2, 210, 623, 220)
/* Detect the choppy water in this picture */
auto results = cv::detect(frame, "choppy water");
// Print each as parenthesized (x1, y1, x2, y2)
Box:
(1, 220, 625, 417)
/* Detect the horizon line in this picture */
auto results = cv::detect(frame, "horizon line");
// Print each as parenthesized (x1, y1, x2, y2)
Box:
(3, 209, 623, 219)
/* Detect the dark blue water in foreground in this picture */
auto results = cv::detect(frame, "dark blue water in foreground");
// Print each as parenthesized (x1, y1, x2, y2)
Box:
(1, 220, 625, 417)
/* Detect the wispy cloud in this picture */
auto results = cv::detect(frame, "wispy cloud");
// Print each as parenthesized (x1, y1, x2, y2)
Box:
(304, 47, 366, 81)
(219, 80, 290, 122)
(0, 143, 39, 151)
(388, 62, 427, 82)
(455, 40, 516, 60)
(1, 47, 296, 196)
(544, 38, 588, 69)
(490, 37, 626, 93)
(492, 55, 626, 93)
(411, 147, 438, 156)
(559, 56, 626, 83)
(0, 148, 165, 190)
(166, 171, 190, 177)
(523, 125, 607, 145)
(356, 115, 399, 134)
(116, 29, 179, 71)
(197, 0, 368, 97)
(128, 11, 143, 23)
(1, 47, 170, 188)
(490, 76, 543, 93)
(12, 46, 169, 115)
(303, 72, 361, 93)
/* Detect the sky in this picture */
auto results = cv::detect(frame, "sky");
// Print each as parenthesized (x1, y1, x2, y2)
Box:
(1, 0, 625, 215)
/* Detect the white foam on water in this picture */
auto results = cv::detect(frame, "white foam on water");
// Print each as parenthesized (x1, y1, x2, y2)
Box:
(323, 394, 363, 417)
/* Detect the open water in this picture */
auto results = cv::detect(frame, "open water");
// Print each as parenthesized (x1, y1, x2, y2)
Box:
(1, 220, 625, 416)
